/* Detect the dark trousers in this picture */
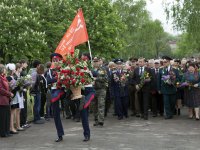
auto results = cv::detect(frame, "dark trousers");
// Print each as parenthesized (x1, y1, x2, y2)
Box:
(46, 89, 53, 118)
(70, 100, 80, 119)
(105, 87, 111, 116)
(152, 92, 163, 115)
(33, 93, 41, 121)
(163, 94, 176, 117)
(0, 105, 10, 136)
(80, 87, 95, 138)
(20, 99, 27, 125)
(52, 100, 64, 137)
(128, 85, 136, 114)
(40, 92, 46, 117)
(80, 108, 90, 138)
(64, 99, 72, 117)
(137, 91, 150, 117)
(115, 96, 129, 118)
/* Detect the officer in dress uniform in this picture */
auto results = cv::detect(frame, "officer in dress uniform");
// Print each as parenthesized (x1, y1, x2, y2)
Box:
(46, 53, 65, 142)
(112, 59, 129, 120)
(158, 56, 180, 119)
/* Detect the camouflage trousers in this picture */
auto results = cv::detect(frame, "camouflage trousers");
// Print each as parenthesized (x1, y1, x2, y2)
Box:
(93, 89, 106, 123)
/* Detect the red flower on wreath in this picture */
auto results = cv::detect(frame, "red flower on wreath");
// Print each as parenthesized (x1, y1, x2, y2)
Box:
(80, 72, 84, 77)
(81, 78, 85, 83)
(76, 67, 81, 72)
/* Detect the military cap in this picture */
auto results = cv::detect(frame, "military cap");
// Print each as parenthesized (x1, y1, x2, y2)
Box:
(114, 59, 123, 64)
(162, 56, 172, 61)
(50, 53, 63, 61)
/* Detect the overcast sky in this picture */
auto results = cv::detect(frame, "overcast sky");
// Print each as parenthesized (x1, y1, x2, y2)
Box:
(146, 0, 180, 35)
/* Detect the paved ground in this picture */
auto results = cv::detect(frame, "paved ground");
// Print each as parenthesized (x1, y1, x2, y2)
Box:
(1, 108, 200, 150)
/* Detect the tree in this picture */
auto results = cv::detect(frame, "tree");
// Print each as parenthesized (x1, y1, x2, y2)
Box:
(165, 0, 200, 52)
(113, 0, 150, 58)
(0, 0, 126, 63)
(113, 0, 171, 59)
(174, 33, 199, 58)
(0, 1, 47, 63)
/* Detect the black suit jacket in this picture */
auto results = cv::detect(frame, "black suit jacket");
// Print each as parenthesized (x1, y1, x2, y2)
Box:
(150, 68, 160, 92)
(131, 66, 152, 92)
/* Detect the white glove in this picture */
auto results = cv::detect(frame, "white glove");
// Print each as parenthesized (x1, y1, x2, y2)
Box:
(135, 85, 140, 91)
(194, 84, 199, 88)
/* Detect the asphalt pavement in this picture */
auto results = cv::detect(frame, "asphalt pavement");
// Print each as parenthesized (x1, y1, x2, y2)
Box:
(1, 108, 200, 150)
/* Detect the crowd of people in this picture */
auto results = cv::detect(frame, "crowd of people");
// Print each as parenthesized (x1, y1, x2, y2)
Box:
(0, 54, 200, 142)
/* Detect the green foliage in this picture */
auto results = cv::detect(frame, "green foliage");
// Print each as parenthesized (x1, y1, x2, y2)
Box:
(174, 33, 199, 58)
(165, 0, 200, 55)
(0, 0, 47, 63)
(114, 0, 172, 59)
(0, 0, 126, 63)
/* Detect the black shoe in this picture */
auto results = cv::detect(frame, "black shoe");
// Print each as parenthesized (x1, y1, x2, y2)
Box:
(93, 122, 99, 126)
(174, 109, 177, 115)
(160, 113, 163, 116)
(144, 116, 148, 120)
(55, 136, 63, 142)
(152, 114, 157, 117)
(125, 115, 129, 118)
(130, 113, 135, 117)
(196, 117, 199, 121)
(10, 131, 18, 134)
(1, 134, 7, 137)
(135, 114, 140, 117)
(118, 116, 123, 120)
(83, 136, 90, 142)
(65, 116, 71, 119)
(98, 122, 104, 127)
(178, 109, 181, 116)
(165, 116, 173, 119)
(113, 114, 117, 116)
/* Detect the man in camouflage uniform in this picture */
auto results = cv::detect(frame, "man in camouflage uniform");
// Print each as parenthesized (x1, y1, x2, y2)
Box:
(92, 57, 108, 127)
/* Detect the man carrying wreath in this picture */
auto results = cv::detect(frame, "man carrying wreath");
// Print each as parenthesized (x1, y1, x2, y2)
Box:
(46, 53, 65, 142)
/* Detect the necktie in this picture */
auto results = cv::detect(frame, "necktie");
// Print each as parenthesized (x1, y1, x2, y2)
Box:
(166, 67, 168, 74)
(156, 69, 158, 74)
(140, 67, 143, 75)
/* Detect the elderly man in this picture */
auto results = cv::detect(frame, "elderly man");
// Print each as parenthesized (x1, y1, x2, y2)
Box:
(158, 56, 179, 119)
(131, 58, 152, 120)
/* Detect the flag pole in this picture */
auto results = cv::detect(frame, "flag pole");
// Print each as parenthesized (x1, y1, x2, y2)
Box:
(88, 40, 93, 61)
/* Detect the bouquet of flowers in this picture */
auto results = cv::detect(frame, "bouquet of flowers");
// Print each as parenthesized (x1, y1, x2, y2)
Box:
(120, 68, 130, 87)
(9, 75, 32, 90)
(56, 50, 93, 89)
(9, 79, 17, 90)
(111, 69, 119, 83)
(138, 71, 151, 89)
(161, 70, 176, 86)
(178, 81, 197, 90)
(16, 75, 32, 88)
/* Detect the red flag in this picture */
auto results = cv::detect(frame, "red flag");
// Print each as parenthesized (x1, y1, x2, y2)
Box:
(55, 9, 88, 57)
